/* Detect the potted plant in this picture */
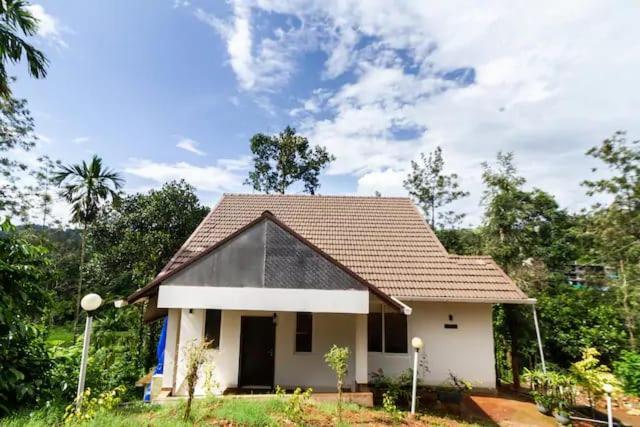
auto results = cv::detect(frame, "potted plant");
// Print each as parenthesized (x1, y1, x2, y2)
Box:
(531, 390, 553, 414)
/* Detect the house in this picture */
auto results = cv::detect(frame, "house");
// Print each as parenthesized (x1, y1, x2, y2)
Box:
(127, 194, 531, 397)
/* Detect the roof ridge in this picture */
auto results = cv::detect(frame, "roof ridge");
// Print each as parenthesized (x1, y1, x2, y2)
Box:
(222, 193, 411, 200)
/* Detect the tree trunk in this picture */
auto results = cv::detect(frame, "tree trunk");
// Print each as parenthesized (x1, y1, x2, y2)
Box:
(505, 305, 521, 390)
(619, 260, 637, 350)
(72, 224, 87, 340)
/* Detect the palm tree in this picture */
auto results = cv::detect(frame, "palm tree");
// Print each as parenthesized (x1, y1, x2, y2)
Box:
(0, 0, 49, 97)
(54, 155, 124, 336)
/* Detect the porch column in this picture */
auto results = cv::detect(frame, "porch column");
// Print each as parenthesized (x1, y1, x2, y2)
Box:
(355, 314, 368, 386)
(161, 308, 180, 390)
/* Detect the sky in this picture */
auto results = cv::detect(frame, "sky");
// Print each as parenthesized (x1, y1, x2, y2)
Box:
(11, 0, 640, 225)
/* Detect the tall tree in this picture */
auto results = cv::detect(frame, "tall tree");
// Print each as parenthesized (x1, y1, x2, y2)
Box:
(582, 131, 640, 350)
(403, 146, 469, 229)
(0, 0, 49, 98)
(245, 126, 335, 194)
(0, 95, 37, 219)
(481, 152, 576, 388)
(54, 155, 124, 336)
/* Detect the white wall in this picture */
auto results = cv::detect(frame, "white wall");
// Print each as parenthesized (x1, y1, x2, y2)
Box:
(169, 302, 496, 395)
(368, 302, 496, 389)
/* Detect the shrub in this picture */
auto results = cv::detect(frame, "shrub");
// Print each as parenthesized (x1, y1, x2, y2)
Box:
(570, 347, 619, 410)
(382, 390, 403, 423)
(276, 386, 313, 425)
(183, 339, 210, 420)
(614, 350, 640, 396)
(63, 385, 125, 424)
(324, 344, 350, 422)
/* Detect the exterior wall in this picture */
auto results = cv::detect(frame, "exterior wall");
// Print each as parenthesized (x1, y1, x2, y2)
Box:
(368, 302, 496, 389)
(171, 309, 358, 396)
(168, 301, 496, 396)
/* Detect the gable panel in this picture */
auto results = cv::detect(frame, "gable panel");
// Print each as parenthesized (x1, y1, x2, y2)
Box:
(264, 220, 364, 290)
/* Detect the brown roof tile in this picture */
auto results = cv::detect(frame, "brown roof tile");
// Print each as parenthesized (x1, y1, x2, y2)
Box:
(159, 194, 528, 302)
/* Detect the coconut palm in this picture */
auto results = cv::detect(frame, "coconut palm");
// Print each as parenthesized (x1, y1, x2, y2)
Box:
(54, 155, 124, 335)
(0, 0, 49, 97)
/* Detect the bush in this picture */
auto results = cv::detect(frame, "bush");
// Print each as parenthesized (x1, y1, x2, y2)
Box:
(276, 386, 313, 425)
(63, 385, 125, 424)
(614, 351, 640, 396)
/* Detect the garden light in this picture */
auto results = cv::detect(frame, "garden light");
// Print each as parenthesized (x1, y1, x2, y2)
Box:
(76, 293, 103, 409)
(410, 336, 423, 415)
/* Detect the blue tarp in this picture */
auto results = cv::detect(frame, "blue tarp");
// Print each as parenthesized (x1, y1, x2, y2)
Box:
(154, 316, 168, 375)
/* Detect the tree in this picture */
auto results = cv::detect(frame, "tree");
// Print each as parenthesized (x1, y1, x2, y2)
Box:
(245, 126, 335, 194)
(582, 131, 640, 350)
(0, 218, 52, 415)
(481, 152, 576, 388)
(324, 345, 350, 423)
(0, 94, 38, 219)
(0, 0, 48, 98)
(54, 155, 124, 336)
(403, 146, 469, 229)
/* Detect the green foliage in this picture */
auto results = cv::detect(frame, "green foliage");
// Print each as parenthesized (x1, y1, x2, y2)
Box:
(0, 1, 49, 98)
(370, 368, 424, 405)
(537, 286, 627, 366)
(522, 368, 574, 414)
(570, 348, 619, 409)
(403, 146, 469, 229)
(0, 218, 52, 415)
(613, 350, 640, 396)
(245, 125, 335, 194)
(324, 344, 350, 422)
(63, 386, 125, 424)
(211, 398, 279, 427)
(87, 180, 208, 297)
(382, 390, 403, 423)
(581, 131, 640, 350)
(275, 386, 313, 425)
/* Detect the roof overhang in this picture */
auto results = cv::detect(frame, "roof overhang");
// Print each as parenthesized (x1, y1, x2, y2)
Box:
(397, 296, 537, 305)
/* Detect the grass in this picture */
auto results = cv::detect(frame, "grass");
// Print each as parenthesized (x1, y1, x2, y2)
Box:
(1, 396, 487, 426)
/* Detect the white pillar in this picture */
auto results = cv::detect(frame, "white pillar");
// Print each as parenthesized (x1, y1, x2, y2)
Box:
(175, 308, 205, 395)
(161, 309, 181, 390)
(355, 314, 368, 387)
(532, 305, 546, 373)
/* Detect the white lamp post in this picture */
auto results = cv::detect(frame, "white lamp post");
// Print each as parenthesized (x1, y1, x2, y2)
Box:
(410, 337, 424, 415)
(76, 293, 102, 408)
(603, 383, 614, 427)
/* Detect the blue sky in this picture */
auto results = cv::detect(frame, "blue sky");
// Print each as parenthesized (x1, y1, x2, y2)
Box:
(13, 0, 640, 224)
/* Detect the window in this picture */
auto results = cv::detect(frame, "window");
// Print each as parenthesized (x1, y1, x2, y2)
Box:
(367, 310, 407, 353)
(367, 312, 382, 352)
(384, 312, 408, 353)
(204, 309, 221, 349)
(295, 312, 312, 352)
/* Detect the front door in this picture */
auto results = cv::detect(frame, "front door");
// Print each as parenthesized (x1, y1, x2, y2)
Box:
(238, 316, 275, 388)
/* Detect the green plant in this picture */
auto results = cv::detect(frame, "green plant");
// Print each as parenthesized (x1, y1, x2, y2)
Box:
(275, 386, 313, 425)
(370, 368, 423, 405)
(382, 390, 403, 423)
(202, 359, 219, 396)
(614, 350, 640, 396)
(63, 385, 125, 424)
(324, 344, 350, 422)
(570, 347, 619, 411)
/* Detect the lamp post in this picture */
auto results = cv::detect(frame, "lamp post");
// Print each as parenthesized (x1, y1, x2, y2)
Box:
(410, 337, 423, 415)
(76, 293, 102, 408)
(603, 383, 613, 427)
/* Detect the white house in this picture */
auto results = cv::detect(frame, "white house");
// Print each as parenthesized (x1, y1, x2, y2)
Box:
(127, 194, 531, 396)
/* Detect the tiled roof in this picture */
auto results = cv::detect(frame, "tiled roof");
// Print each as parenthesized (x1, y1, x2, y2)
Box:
(158, 194, 528, 302)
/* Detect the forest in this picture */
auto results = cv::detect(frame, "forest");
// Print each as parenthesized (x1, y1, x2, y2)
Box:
(1, 1, 639, 424)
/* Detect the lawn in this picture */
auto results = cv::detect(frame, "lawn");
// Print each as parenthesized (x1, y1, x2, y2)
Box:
(2, 397, 489, 426)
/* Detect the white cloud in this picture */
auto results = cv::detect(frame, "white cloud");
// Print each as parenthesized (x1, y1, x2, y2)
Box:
(176, 137, 206, 156)
(205, 0, 640, 222)
(125, 158, 247, 193)
(26, 4, 68, 48)
(195, 4, 301, 92)
(72, 136, 90, 144)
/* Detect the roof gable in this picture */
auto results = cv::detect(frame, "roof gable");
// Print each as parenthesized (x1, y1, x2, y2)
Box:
(130, 194, 528, 303)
